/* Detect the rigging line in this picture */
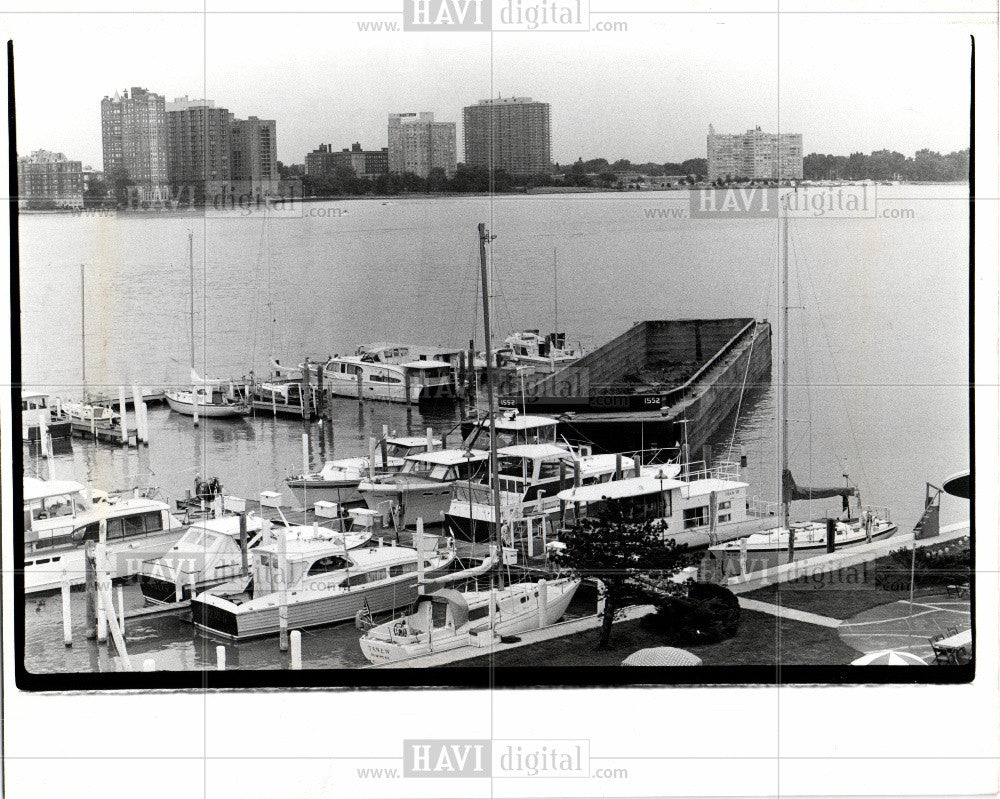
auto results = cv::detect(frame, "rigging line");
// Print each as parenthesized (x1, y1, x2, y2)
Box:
(790, 220, 815, 519)
(792, 217, 872, 499)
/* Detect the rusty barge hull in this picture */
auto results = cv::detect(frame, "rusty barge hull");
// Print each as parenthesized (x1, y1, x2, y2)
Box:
(498, 318, 772, 457)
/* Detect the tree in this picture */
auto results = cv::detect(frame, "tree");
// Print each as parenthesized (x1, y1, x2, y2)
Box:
(83, 178, 108, 207)
(552, 507, 691, 649)
(106, 166, 133, 207)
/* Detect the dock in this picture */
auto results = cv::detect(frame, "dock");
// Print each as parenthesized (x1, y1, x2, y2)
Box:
(498, 318, 772, 455)
(65, 417, 139, 447)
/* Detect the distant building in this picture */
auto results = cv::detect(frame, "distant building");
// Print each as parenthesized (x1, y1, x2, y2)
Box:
(387, 113, 457, 178)
(17, 150, 84, 208)
(306, 142, 389, 180)
(101, 86, 169, 201)
(707, 125, 803, 181)
(165, 97, 234, 201)
(463, 97, 552, 177)
(231, 116, 280, 198)
(82, 166, 105, 195)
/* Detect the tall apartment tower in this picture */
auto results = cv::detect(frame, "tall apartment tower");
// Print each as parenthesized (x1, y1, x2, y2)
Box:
(101, 86, 169, 201)
(165, 97, 234, 202)
(231, 116, 279, 197)
(387, 112, 457, 178)
(462, 97, 552, 177)
(707, 125, 803, 181)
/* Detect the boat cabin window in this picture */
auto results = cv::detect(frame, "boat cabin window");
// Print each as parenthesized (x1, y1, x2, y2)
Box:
(307, 555, 350, 576)
(340, 568, 388, 588)
(105, 511, 163, 541)
(429, 464, 454, 481)
(418, 367, 451, 381)
(618, 491, 670, 521)
(718, 500, 732, 523)
(69, 521, 100, 543)
(537, 459, 571, 482)
(388, 562, 417, 577)
(683, 506, 709, 529)
(29, 494, 80, 521)
(497, 456, 527, 480)
(468, 605, 490, 621)
(23, 397, 47, 410)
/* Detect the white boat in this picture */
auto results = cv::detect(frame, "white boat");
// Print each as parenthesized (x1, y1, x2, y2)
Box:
(358, 448, 491, 529)
(556, 461, 782, 549)
(499, 330, 582, 372)
(138, 507, 383, 605)
(305, 350, 455, 404)
(360, 577, 581, 665)
(23, 477, 185, 593)
(358, 342, 465, 372)
(445, 443, 636, 543)
(21, 390, 72, 441)
(165, 372, 249, 418)
(286, 434, 443, 507)
(190, 533, 458, 640)
(58, 400, 120, 426)
(462, 411, 563, 449)
(710, 511, 896, 558)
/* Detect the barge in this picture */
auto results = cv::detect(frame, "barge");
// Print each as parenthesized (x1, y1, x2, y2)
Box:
(497, 318, 772, 456)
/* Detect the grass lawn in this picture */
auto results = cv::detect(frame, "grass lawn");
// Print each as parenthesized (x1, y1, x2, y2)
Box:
(461, 609, 858, 668)
(741, 551, 966, 620)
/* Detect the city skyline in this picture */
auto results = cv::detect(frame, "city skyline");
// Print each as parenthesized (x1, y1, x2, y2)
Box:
(6, 12, 970, 170)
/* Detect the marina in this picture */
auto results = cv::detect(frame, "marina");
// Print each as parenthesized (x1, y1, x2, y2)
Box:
(16, 187, 971, 676)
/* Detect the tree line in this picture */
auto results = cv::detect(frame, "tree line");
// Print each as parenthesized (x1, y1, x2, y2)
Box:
(803, 148, 969, 182)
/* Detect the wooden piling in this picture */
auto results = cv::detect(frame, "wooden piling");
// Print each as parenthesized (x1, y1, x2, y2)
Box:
(216, 645, 226, 671)
(403, 369, 413, 406)
(356, 369, 364, 404)
(119, 386, 128, 445)
(277, 530, 289, 652)
(239, 512, 249, 576)
(142, 658, 156, 672)
(84, 541, 97, 639)
(301, 358, 311, 420)
(301, 432, 309, 477)
(538, 579, 548, 629)
(61, 580, 72, 646)
(426, 427, 434, 451)
(368, 437, 377, 479)
(380, 425, 389, 469)
(117, 584, 126, 637)
(290, 630, 302, 670)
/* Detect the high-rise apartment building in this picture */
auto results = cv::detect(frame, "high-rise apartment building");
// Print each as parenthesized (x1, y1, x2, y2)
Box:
(17, 150, 84, 208)
(165, 97, 234, 201)
(462, 97, 552, 177)
(707, 125, 803, 181)
(387, 113, 457, 178)
(231, 116, 279, 197)
(101, 86, 169, 201)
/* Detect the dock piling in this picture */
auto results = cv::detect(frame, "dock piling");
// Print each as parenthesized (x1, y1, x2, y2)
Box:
(61, 580, 72, 646)
(216, 645, 226, 671)
(239, 512, 249, 576)
(426, 427, 433, 451)
(538, 579, 548, 628)
(368, 437, 377, 479)
(84, 541, 97, 639)
(142, 658, 156, 672)
(290, 630, 302, 669)
(380, 425, 389, 468)
(403, 369, 413, 406)
(301, 432, 309, 477)
(357, 371, 364, 404)
(117, 584, 126, 637)
(119, 386, 128, 445)
(277, 530, 289, 652)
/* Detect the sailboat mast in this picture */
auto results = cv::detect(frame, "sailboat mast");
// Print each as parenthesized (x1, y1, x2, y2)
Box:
(478, 222, 505, 590)
(80, 263, 87, 402)
(780, 195, 793, 557)
(553, 247, 559, 339)
(189, 231, 195, 374)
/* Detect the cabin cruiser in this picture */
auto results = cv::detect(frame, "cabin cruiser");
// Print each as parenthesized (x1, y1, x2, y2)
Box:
(286, 434, 442, 507)
(461, 411, 562, 449)
(57, 400, 120, 427)
(138, 507, 384, 605)
(23, 477, 185, 593)
(190, 531, 457, 640)
(555, 461, 782, 550)
(358, 448, 491, 529)
(445, 443, 636, 543)
(305, 349, 455, 404)
(165, 371, 249, 418)
(360, 577, 581, 665)
(21, 390, 71, 441)
(710, 513, 897, 560)
(358, 342, 465, 372)
(476, 331, 582, 374)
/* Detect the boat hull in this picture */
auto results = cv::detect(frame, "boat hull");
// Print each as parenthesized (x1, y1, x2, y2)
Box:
(165, 393, 248, 418)
(360, 483, 453, 528)
(287, 479, 364, 508)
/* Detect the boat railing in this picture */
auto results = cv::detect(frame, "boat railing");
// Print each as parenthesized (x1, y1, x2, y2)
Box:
(748, 496, 780, 518)
(861, 504, 891, 523)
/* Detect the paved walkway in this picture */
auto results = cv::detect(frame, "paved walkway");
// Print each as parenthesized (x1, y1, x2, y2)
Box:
(737, 597, 842, 628)
(837, 594, 971, 658)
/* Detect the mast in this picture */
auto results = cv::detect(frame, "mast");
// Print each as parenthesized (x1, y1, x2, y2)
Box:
(780, 194, 794, 560)
(553, 247, 559, 340)
(189, 230, 195, 376)
(80, 264, 87, 402)
(478, 222, 505, 590)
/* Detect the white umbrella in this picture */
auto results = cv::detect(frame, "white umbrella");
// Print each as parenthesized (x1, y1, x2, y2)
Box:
(621, 647, 702, 667)
(851, 650, 928, 666)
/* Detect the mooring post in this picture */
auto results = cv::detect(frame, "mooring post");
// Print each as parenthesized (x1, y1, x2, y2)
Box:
(239, 512, 249, 576)
(426, 427, 434, 451)
(368, 437, 377, 479)
(277, 529, 289, 652)
(216, 645, 226, 671)
(61, 580, 73, 647)
(403, 369, 413, 406)
(131, 385, 145, 444)
(357, 369, 364, 404)
(142, 658, 156, 672)
(380, 425, 389, 468)
(301, 432, 309, 478)
(301, 358, 311, 420)
(538, 578, 548, 629)
(117, 584, 126, 638)
(290, 630, 302, 670)
(119, 386, 128, 445)
(174, 560, 184, 602)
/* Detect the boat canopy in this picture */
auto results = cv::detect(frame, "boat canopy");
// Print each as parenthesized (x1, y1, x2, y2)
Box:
(498, 443, 574, 462)
(557, 473, 686, 503)
(481, 413, 558, 431)
(23, 477, 87, 503)
(406, 448, 490, 466)
(400, 359, 452, 370)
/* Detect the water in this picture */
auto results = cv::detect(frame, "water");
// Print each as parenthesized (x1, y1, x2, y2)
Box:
(18, 186, 970, 672)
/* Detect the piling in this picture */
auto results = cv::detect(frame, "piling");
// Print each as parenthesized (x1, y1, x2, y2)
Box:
(290, 630, 302, 669)
(142, 658, 156, 672)
(368, 437, 377, 479)
(702, 444, 712, 472)
(538, 579, 549, 629)
(117, 584, 126, 637)
(826, 518, 837, 553)
(131, 385, 145, 444)
(301, 432, 309, 477)
(381, 425, 389, 468)
(61, 580, 72, 646)
(277, 529, 289, 652)
(614, 453, 623, 480)
(216, 645, 227, 671)
(357, 370, 364, 404)
(193, 409, 199, 427)
(119, 386, 128, 445)
(96, 583, 108, 644)
(403, 369, 413, 406)
(301, 359, 312, 420)
(239, 512, 249, 576)
(426, 427, 434, 451)
(84, 541, 97, 640)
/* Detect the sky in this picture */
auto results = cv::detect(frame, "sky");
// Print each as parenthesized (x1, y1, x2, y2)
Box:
(2, 7, 976, 169)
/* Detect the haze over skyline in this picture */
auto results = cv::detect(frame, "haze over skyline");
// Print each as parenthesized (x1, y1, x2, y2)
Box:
(5, 9, 972, 170)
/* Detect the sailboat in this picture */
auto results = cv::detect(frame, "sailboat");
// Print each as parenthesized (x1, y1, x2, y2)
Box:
(164, 232, 249, 419)
(359, 224, 581, 665)
(710, 192, 896, 562)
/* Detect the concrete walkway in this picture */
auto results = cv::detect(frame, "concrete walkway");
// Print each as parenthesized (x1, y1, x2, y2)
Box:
(737, 597, 842, 628)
